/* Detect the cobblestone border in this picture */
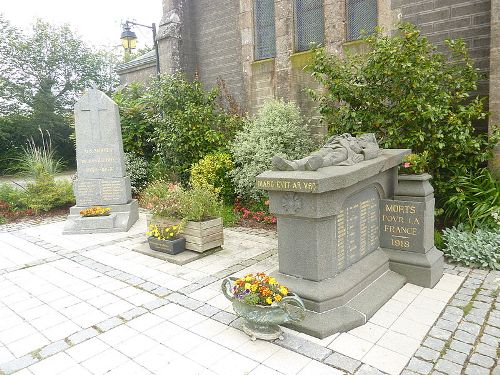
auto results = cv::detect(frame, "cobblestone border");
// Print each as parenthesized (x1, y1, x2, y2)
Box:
(403, 266, 499, 375)
(0, 216, 66, 233)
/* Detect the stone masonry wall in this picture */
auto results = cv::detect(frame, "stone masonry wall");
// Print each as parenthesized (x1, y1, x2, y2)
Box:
(118, 64, 157, 86)
(392, 0, 491, 131)
(189, 0, 246, 105)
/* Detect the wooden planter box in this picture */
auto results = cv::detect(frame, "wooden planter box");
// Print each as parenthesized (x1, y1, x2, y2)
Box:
(181, 217, 223, 253)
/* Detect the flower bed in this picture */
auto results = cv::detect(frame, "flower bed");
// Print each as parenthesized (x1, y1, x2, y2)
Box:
(234, 199, 276, 227)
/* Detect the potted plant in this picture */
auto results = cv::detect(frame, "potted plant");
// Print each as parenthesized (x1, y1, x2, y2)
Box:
(221, 273, 306, 341)
(140, 181, 185, 228)
(179, 186, 224, 253)
(80, 206, 111, 217)
(146, 222, 186, 255)
(397, 151, 434, 198)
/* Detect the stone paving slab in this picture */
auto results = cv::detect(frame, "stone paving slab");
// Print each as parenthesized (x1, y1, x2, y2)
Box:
(132, 241, 224, 265)
(0, 214, 496, 375)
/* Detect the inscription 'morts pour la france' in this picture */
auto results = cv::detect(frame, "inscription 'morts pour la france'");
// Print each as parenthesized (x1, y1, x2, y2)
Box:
(74, 86, 126, 179)
(380, 199, 425, 251)
(336, 187, 379, 272)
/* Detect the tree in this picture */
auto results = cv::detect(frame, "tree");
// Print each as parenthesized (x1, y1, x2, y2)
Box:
(309, 23, 497, 204)
(0, 15, 119, 170)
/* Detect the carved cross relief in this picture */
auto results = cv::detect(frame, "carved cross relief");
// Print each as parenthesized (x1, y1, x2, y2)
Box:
(80, 85, 107, 142)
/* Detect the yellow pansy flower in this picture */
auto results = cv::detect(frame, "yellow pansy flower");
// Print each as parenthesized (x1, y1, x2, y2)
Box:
(274, 294, 282, 302)
(266, 297, 273, 305)
(244, 283, 252, 290)
(280, 286, 288, 295)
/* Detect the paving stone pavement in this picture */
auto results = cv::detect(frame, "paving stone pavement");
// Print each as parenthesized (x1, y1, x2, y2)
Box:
(402, 265, 499, 375)
(0, 214, 496, 375)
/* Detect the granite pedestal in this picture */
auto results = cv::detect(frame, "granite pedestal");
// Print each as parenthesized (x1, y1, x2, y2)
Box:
(63, 86, 138, 234)
(257, 149, 429, 338)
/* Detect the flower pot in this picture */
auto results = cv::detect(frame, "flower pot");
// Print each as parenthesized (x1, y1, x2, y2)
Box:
(147, 236, 186, 255)
(221, 277, 306, 341)
(181, 217, 223, 253)
(396, 173, 434, 198)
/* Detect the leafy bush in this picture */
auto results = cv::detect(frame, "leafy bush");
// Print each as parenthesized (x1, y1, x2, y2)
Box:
(189, 152, 234, 203)
(114, 83, 156, 160)
(21, 172, 74, 212)
(221, 204, 240, 227)
(442, 225, 500, 270)
(309, 23, 496, 204)
(140, 181, 184, 219)
(0, 183, 26, 210)
(149, 74, 243, 182)
(231, 99, 316, 200)
(124, 152, 150, 195)
(442, 168, 500, 229)
(179, 186, 222, 222)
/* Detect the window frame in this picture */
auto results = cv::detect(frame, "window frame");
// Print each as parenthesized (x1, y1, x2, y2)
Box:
(293, 0, 325, 53)
(254, 0, 277, 61)
(345, 0, 378, 42)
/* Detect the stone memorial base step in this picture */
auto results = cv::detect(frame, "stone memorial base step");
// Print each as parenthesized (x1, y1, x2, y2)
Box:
(283, 270, 405, 339)
(384, 246, 444, 288)
(63, 199, 139, 234)
(274, 249, 406, 339)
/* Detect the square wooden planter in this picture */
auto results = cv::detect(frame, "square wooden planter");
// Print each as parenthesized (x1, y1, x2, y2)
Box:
(181, 217, 224, 253)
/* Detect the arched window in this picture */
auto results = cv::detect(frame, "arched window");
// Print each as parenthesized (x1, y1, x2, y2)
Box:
(294, 0, 324, 52)
(346, 0, 378, 41)
(254, 0, 276, 60)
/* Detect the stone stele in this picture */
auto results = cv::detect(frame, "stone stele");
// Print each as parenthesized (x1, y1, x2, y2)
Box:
(256, 148, 443, 338)
(63, 86, 138, 234)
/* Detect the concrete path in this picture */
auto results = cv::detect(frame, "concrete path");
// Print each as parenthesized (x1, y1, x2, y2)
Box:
(0, 216, 497, 375)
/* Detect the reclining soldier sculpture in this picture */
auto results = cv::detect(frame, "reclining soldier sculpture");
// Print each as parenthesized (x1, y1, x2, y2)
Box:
(272, 133, 380, 171)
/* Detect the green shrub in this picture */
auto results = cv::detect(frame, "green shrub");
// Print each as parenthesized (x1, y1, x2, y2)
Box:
(124, 152, 150, 195)
(434, 229, 445, 250)
(190, 152, 234, 203)
(0, 183, 27, 210)
(113, 83, 156, 160)
(21, 172, 74, 212)
(179, 186, 222, 222)
(442, 168, 500, 229)
(149, 74, 243, 183)
(442, 225, 500, 270)
(231, 99, 316, 200)
(140, 180, 184, 219)
(309, 23, 497, 205)
(221, 204, 240, 227)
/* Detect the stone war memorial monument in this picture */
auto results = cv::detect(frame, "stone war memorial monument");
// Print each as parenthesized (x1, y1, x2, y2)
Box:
(257, 133, 444, 338)
(63, 85, 139, 234)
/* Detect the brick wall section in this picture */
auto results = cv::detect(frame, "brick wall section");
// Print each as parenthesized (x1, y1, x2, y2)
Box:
(488, 0, 500, 177)
(392, 0, 491, 131)
(392, 0, 491, 90)
(189, 0, 245, 104)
